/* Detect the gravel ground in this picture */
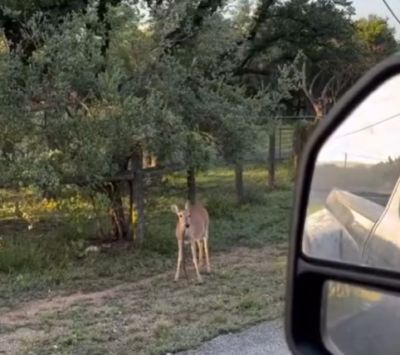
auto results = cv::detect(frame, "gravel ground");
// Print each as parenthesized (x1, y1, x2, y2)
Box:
(177, 321, 291, 355)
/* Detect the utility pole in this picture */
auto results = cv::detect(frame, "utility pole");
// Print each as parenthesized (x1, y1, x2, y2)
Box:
(344, 153, 348, 168)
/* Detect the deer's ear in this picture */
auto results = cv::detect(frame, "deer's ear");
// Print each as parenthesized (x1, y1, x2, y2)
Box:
(184, 201, 190, 210)
(170, 204, 179, 214)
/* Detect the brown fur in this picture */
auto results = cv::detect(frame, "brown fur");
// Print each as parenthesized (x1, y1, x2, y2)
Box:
(171, 202, 210, 282)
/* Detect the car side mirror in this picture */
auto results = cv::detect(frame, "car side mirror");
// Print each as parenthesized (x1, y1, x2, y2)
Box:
(286, 54, 400, 355)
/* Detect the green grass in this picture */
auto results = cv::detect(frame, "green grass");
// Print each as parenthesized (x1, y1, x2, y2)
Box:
(0, 164, 293, 354)
(16, 246, 287, 355)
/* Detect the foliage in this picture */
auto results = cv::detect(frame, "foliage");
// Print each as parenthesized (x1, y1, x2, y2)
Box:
(1, 8, 184, 189)
(0, 0, 398, 238)
(354, 15, 399, 66)
(1, 0, 392, 191)
(0, 1, 264, 185)
(231, 1, 398, 119)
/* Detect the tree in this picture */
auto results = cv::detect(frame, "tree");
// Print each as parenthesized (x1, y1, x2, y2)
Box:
(201, 81, 259, 204)
(219, 1, 360, 182)
(234, 0, 355, 78)
(291, 14, 398, 175)
(3, 0, 372, 243)
(0, 5, 183, 244)
(228, 2, 398, 181)
(0, 0, 122, 59)
(302, 14, 399, 120)
(253, 59, 302, 188)
(0, 1, 261, 242)
(147, 3, 258, 203)
(354, 15, 398, 67)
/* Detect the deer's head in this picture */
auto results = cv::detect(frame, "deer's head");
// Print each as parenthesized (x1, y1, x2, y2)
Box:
(171, 201, 191, 234)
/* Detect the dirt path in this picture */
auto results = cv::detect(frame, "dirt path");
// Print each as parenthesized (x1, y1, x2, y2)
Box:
(0, 246, 287, 354)
(0, 286, 122, 326)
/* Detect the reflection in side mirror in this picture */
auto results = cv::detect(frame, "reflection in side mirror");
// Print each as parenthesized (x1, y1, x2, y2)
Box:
(303, 74, 400, 272)
(323, 281, 400, 355)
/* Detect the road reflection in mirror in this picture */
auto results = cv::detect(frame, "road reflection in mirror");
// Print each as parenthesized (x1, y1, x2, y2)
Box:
(323, 281, 400, 355)
(303, 73, 400, 273)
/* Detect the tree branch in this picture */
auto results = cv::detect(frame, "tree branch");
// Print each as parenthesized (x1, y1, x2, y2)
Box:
(301, 60, 315, 105)
(246, 0, 276, 41)
(321, 75, 335, 100)
(164, 0, 223, 52)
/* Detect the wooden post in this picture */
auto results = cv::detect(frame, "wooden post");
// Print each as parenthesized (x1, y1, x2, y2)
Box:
(131, 149, 145, 246)
(106, 182, 128, 240)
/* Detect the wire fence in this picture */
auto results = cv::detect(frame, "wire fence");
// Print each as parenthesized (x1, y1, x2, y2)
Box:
(275, 115, 315, 162)
(241, 125, 295, 164)
(276, 125, 295, 161)
(243, 115, 315, 164)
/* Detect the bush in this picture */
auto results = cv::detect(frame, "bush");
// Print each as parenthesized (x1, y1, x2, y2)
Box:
(204, 194, 236, 219)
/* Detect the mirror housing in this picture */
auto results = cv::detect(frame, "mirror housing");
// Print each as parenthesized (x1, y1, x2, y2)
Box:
(285, 53, 400, 355)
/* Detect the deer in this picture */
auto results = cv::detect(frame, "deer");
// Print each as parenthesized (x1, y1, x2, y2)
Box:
(170, 201, 210, 283)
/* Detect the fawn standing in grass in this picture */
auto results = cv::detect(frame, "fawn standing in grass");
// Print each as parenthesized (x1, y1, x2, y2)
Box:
(170, 201, 210, 283)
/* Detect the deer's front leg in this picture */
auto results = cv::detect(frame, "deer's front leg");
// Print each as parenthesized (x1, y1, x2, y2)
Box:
(175, 239, 183, 281)
(191, 242, 203, 283)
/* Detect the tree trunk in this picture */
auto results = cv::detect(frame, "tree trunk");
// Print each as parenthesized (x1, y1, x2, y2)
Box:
(131, 150, 145, 246)
(292, 124, 304, 179)
(268, 129, 276, 188)
(127, 180, 134, 240)
(313, 101, 325, 121)
(292, 121, 318, 179)
(106, 182, 129, 240)
(234, 162, 245, 205)
(187, 167, 196, 204)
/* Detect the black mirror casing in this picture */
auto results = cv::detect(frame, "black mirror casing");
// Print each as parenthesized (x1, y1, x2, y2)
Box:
(285, 53, 400, 355)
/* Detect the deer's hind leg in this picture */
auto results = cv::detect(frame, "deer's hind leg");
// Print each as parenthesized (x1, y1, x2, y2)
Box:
(204, 231, 211, 274)
(191, 242, 203, 283)
(197, 240, 204, 268)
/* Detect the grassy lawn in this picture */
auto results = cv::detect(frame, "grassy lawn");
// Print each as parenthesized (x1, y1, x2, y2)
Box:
(0, 165, 292, 354)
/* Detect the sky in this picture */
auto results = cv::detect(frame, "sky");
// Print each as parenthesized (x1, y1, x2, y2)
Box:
(352, 0, 400, 38)
(317, 74, 400, 164)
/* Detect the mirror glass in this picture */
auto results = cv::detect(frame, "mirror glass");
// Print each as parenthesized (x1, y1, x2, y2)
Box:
(323, 281, 400, 355)
(303, 74, 400, 272)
